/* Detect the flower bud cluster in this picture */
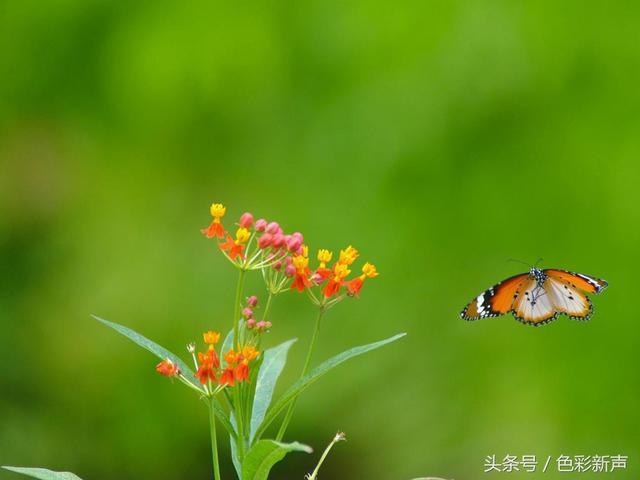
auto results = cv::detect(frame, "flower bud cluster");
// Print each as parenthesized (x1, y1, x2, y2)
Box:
(242, 294, 272, 331)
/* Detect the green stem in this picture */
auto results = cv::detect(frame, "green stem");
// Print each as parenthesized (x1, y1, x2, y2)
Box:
(233, 269, 246, 351)
(233, 385, 246, 460)
(307, 432, 346, 480)
(275, 306, 325, 441)
(262, 291, 273, 321)
(208, 399, 221, 480)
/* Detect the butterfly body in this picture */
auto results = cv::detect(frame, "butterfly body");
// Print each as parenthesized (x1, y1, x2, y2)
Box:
(461, 268, 608, 326)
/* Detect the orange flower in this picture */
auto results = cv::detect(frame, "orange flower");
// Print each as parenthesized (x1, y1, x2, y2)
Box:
(242, 345, 259, 361)
(290, 253, 313, 292)
(323, 262, 351, 298)
(224, 348, 240, 365)
(196, 348, 220, 384)
(202, 203, 226, 239)
(156, 358, 180, 377)
(219, 366, 235, 386)
(221, 346, 259, 384)
(203, 331, 221, 345)
(220, 227, 250, 260)
(347, 262, 379, 297)
(314, 249, 333, 282)
(234, 362, 249, 382)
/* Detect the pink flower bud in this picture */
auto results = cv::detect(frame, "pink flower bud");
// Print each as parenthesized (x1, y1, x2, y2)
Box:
(239, 212, 254, 228)
(247, 295, 258, 307)
(272, 260, 282, 271)
(257, 321, 267, 329)
(242, 307, 254, 319)
(285, 255, 293, 266)
(283, 234, 292, 244)
(294, 246, 304, 256)
(265, 321, 272, 329)
(266, 222, 280, 234)
(292, 232, 304, 243)
(272, 233, 285, 248)
(284, 264, 296, 277)
(255, 218, 267, 232)
(258, 233, 272, 249)
(246, 319, 256, 329)
(287, 236, 302, 252)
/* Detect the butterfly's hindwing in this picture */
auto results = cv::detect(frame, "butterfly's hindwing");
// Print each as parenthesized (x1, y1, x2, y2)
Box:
(512, 276, 559, 325)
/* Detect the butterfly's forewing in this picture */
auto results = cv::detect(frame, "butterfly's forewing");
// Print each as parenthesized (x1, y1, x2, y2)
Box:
(461, 273, 528, 320)
(544, 269, 608, 294)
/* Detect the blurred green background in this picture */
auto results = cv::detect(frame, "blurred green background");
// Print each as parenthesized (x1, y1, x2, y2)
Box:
(1, 0, 639, 478)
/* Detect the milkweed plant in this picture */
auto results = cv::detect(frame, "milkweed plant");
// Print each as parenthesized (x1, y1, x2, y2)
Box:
(3, 202, 405, 480)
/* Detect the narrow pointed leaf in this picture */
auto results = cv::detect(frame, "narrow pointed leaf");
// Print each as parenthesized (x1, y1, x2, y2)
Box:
(250, 339, 296, 442)
(229, 435, 242, 479)
(242, 440, 312, 480)
(2, 467, 83, 480)
(92, 315, 235, 437)
(253, 332, 406, 440)
(92, 315, 198, 385)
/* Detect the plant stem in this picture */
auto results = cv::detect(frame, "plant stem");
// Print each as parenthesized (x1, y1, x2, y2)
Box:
(306, 432, 346, 480)
(275, 306, 325, 441)
(233, 269, 246, 350)
(208, 399, 221, 480)
(233, 386, 246, 460)
(262, 291, 273, 321)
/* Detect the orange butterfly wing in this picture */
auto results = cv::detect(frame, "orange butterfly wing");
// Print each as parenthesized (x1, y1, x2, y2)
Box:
(461, 273, 529, 320)
(462, 269, 607, 325)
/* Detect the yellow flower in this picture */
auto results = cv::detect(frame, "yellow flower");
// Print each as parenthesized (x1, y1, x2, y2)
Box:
(242, 345, 259, 362)
(362, 262, 379, 278)
(333, 262, 351, 281)
(317, 249, 333, 267)
(210, 203, 226, 218)
(292, 254, 309, 274)
(338, 245, 359, 265)
(235, 227, 250, 244)
(224, 349, 239, 365)
(203, 331, 221, 345)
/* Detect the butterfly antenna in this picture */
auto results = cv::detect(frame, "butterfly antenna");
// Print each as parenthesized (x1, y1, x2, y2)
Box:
(534, 257, 544, 268)
(507, 258, 532, 268)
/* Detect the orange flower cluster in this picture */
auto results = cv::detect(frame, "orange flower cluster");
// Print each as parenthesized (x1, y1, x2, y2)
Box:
(219, 346, 260, 387)
(187, 330, 259, 387)
(290, 245, 379, 298)
(202, 203, 305, 265)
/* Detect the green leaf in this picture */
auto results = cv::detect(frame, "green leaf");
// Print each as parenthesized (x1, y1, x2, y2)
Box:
(253, 332, 406, 440)
(250, 339, 296, 442)
(92, 315, 235, 438)
(2, 467, 83, 480)
(92, 315, 198, 385)
(241, 440, 312, 480)
(229, 435, 242, 479)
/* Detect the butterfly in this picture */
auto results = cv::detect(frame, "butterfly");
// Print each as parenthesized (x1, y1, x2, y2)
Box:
(460, 267, 608, 326)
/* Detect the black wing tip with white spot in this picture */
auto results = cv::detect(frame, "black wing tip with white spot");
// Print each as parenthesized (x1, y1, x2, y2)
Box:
(460, 308, 500, 321)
